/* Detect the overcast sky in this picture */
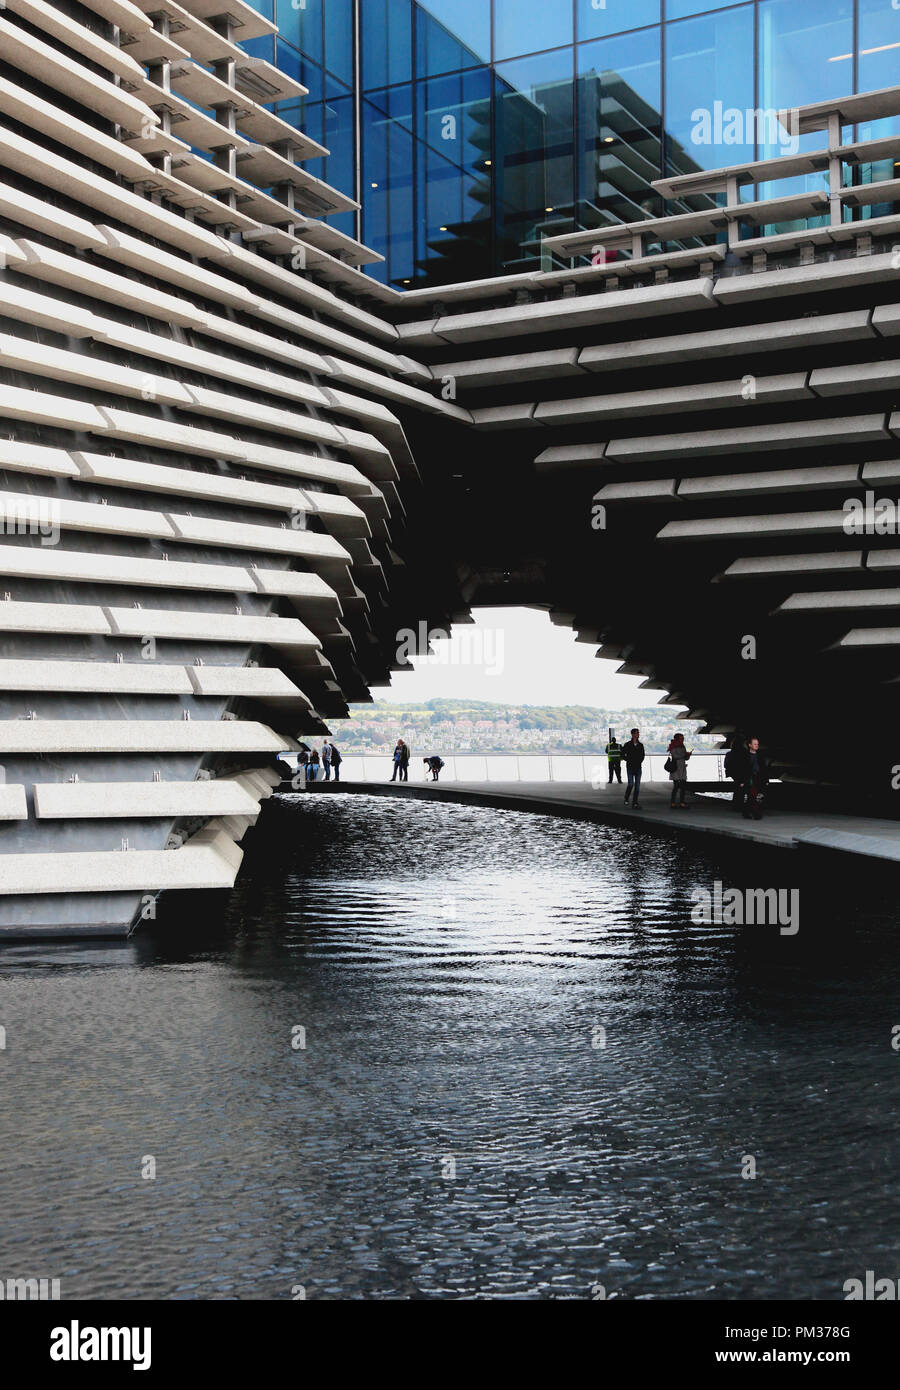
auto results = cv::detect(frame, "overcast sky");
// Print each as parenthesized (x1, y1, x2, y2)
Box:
(371, 606, 668, 708)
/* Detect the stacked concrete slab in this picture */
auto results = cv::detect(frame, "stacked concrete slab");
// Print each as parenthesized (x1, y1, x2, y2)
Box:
(0, 0, 470, 934)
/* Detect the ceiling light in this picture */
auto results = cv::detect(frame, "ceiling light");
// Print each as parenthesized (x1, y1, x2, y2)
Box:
(860, 41, 900, 56)
(603, 136, 614, 144)
(370, 181, 378, 188)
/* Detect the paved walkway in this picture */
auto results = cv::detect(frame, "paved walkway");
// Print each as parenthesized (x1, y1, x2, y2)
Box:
(299, 778, 900, 864)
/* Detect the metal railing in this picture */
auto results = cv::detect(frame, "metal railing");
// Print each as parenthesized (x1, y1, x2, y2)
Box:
(287, 753, 728, 785)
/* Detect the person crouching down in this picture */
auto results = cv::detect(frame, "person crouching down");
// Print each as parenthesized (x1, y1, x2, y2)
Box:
(424, 756, 445, 782)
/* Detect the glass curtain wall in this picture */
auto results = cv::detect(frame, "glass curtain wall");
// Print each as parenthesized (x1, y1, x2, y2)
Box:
(236, 0, 900, 288)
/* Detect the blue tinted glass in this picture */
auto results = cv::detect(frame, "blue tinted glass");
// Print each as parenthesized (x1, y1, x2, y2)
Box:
(758, 0, 853, 154)
(274, 44, 323, 138)
(666, 0, 737, 19)
(363, 82, 414, 131)
(415, 66, 492, 283)
(494, 0, 573, 62)
(361, 0, 412, 89)
(417, 7, 485, 77)
(858, 0, 900, 139)
(666, 7, 754, 173)
(240, 35, 275, 61)
(577, 0, 660, 42)
(494, 49, 575, 272)
(416, 0, 490, 66)
(576, 28, 662, 225)
(244, 0, 273, 18)
(275, 0, 322, 61)
(323, 80, 356, 201)
(324, 0, 353, 83)
(361, 90, 415, 285)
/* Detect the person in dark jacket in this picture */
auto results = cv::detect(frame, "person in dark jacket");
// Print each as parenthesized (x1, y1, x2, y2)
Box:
(667, 732, 692, 808)
(391, 740, 410, 782)
(329, 742, 342, 781)
(424, 756, 444, 782)
(307, 747, 320, 782)
(622, 729, 645, 809)
(723, 736, 749, 811)
(742, 736, 768, 820)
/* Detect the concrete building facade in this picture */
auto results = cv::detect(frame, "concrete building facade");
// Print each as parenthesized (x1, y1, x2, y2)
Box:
(0, 0, 898, 935)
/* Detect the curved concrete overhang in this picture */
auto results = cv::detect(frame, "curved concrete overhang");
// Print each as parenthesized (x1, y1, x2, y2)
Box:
(0, 0, 897, 935)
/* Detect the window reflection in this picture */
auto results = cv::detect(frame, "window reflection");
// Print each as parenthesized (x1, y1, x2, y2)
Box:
(577, 0, 660, 43)
(576, 29, 662, 233)
(250, 1, 900, 287)
(494, 50, 575, 273)
(666, 7, 755, 173)
(494, 0, 573, 62)
(416, 0, 491, 72)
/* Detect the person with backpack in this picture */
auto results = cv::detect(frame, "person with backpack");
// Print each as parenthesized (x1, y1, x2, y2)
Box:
(329, 742, 342, 781)
(424, 756, 445, 782)
(622, 729, 645, 809)
(666, 732, 691, 809)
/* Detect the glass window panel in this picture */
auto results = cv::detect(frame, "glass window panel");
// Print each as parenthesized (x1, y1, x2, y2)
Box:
(666, 7, 754, 177)
(361, 0, 412, 90)
(494, 0, 573, 62)
(416, 0, 490, 74)
(666, 0, 738, 19)
(323, 79, 355, 200)
(415, 66, 493, 284)
(577, 0, 660, 43)
(324, 0, 353, 84)
(576, 28, 662, 229)
(858, 0, 900, 140)
(244, 0, 273, 18)
(494, 49, 575, 273)
(275, 0, 322, 61)
(758, 0, 853, 157)
(361, 92, 415, 285)
(239, 35, 275, 61)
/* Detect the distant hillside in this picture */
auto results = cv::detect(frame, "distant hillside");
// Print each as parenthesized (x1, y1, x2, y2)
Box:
(331, 699, 715, 756)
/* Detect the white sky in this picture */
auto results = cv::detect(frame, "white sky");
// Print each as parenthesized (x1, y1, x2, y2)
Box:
(372, 606, 669, 708)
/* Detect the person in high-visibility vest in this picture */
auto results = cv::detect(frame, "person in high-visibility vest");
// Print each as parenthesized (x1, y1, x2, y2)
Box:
(606, 736, 623, 784)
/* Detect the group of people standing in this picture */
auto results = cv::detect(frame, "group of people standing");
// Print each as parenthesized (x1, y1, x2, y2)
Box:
(391, 740, 445, 782)
(604, 729, 769, 817)
(299, 739, 342, 781)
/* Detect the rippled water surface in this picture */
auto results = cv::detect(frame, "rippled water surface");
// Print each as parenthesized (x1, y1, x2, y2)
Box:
(1, 793, 898, 1300)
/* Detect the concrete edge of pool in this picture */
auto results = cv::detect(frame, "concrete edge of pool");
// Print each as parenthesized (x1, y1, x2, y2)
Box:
(286, 779, 900, 866)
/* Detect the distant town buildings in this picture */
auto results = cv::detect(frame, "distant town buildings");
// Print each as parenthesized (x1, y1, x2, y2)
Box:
(335, 701, 717, 757)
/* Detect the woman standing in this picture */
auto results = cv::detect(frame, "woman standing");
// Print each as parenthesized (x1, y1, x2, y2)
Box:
(390, 740, 404, 782)
(667, 733, 691, 808)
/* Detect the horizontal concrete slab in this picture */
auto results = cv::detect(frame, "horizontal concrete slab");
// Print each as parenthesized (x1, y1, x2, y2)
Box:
(608, 415, 887, 461)
(33, 779, 264, 820)
(0, 721, 297, 753)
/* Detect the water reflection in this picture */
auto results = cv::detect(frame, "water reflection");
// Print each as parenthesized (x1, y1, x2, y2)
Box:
(0, 794, 897, 1300)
